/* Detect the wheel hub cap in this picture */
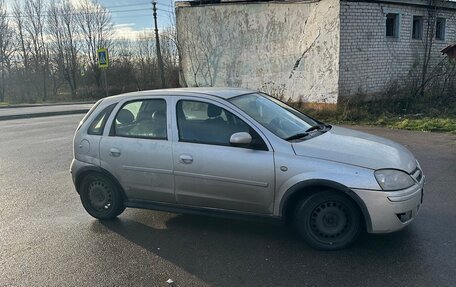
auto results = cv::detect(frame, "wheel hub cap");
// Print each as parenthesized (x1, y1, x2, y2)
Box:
(310, 201, 351, 240)
(88, 181, 112, 210)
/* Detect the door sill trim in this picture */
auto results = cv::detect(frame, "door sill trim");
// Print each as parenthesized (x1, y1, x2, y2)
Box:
(125, 199, 281, 222)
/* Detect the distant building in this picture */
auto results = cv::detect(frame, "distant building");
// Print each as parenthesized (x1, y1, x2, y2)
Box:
(176, 0, 456, 103)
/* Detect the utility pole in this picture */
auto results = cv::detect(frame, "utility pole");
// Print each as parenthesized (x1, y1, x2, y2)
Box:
(152, 0, 166, 88)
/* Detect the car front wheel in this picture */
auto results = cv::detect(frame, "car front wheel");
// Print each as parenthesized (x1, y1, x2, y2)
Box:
(294, 191, 362, 250)
(79, 173, 126, 220)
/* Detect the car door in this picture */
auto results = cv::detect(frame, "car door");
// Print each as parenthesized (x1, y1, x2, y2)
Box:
(100, 97, 175, 203)
(172, 97, 275, 214)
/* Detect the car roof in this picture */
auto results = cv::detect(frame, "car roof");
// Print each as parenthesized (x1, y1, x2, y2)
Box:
(101, 87, 258, 104)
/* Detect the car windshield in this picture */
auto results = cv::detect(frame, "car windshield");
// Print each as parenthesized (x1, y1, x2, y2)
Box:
(229, 93, 320, 140)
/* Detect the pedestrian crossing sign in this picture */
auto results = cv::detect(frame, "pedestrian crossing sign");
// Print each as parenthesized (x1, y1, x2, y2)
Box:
(97, 48, 109, 68)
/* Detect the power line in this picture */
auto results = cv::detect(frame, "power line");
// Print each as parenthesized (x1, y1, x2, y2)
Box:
(110, 8, 153, 14)
(104, 2, 151, 9)
(3, 7, 153, 18)
(112, 13, 154, 19)
(157, 2, 174, 8)
(156, 8, 173, 13)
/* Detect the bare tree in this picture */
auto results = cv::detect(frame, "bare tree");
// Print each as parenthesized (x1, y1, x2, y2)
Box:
(135, 31, 156, 90)
(77, 0, 113, 91)
(22, 0, 50, 101)
(163, 5, 187, 87)
(160, 26, 181, 88)
(2, 0, 181, 103)
(110, 37, 138, 93)
(48, 0, 80, 98)
(0, 1, 14, 102)
(12, 2, 32, 102)
(418, 0, 438, 98)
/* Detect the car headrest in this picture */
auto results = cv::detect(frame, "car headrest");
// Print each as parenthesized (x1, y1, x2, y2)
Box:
(117, 109, 134, 124)
(152, 110, 166, 122)
(207, 104, 222, 118)
(137, 110, 152, 121)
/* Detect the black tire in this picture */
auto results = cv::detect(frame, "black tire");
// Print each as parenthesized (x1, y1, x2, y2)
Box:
(79, 173, 126, 220)
(294, 191, 362, 250)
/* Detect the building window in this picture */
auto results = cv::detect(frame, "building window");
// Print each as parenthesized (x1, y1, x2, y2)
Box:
(412, 16, 423, 40)
(386, 13, 400, 38)
(435, 18, 446, 40)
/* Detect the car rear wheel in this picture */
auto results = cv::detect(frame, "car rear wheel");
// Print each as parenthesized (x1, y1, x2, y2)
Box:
(294, 191, 362, 250)
(80, 173, 125, 220)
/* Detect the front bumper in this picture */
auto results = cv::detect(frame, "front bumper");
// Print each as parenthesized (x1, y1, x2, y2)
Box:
(353, 181, 424, 233)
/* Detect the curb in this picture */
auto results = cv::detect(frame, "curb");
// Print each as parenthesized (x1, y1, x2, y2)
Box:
(0, 109, 90, 121)
(0, 101, 96, 109)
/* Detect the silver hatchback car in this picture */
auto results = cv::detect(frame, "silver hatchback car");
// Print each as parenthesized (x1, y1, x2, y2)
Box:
(71, 88, 424, 250)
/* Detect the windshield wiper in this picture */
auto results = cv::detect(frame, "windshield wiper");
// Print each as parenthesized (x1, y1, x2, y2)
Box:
(285, 132, 309, 141)
(305, 124, 331, 132)
(305, 124, 324, 132)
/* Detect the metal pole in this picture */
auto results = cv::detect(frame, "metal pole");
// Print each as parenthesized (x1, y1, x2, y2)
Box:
(104, 69, 108, 97)
(152, 0, 166, 88)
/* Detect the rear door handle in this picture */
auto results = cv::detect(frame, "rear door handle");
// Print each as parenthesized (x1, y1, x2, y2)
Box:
(109, 148, 121, 157)
(179, 154, 193, 164)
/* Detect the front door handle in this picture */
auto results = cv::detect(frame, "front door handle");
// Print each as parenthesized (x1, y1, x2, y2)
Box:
(179, 154, 193, 164)
(109, 148, 121, 157)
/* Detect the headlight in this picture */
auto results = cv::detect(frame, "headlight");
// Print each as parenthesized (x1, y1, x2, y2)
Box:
(374, 169, 415, 191)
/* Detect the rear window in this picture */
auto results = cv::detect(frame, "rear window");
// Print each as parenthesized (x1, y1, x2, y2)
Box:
(87, 103, 116, 135)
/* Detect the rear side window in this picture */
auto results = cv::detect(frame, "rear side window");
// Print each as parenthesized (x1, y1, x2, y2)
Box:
(113, 99, 167, 140)
(77, 100, 102, 130)
(87, 103, 116, 135)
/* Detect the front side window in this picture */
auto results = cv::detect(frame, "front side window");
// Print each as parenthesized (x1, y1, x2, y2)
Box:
(436, 18, 446, 40)
(386, 13, 399, 38)
(176, 100, 267, 150)
(229, 93, 319, 140)
(113, 99, 167, 139)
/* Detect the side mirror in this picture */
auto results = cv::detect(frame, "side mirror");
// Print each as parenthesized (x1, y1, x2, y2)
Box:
(230, 132, 252, 146)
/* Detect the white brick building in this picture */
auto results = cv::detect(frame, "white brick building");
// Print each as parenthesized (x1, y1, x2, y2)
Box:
(176, 0, 456, 103)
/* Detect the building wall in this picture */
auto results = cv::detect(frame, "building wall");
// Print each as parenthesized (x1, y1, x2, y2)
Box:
(339, 1, 456, 97)
(176, 0, 340, 103)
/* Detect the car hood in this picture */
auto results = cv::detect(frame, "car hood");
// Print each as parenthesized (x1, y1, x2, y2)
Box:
(292, 126, 417, 172)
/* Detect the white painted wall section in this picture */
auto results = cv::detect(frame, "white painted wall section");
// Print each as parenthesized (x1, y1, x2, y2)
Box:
(176, 0, 340, 103)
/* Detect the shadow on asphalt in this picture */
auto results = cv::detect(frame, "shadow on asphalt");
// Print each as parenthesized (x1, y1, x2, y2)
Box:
(97, 211, 422, 286)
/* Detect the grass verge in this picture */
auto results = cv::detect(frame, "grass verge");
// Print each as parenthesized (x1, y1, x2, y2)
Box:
(299, 106, 456, 134)
(384, 117, 456, 133)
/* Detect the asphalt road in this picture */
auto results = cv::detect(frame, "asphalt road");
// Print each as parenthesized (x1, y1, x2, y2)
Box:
(1, 115, 455, 286)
